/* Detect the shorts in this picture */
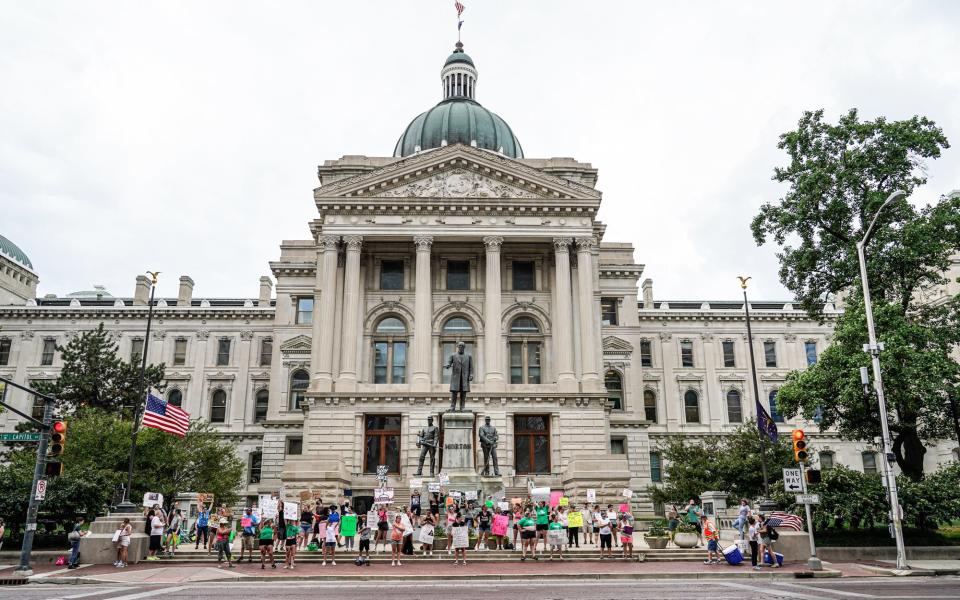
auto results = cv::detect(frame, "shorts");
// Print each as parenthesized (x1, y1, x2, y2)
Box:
(521, 530, 536, 540)
(325, 541, 336, 548)
(359, 539, 370, 552)
(300, 524, 311, 535)
(149, 535, 162, 551)
(536, 523, 548, 531)
(390, 538, 402, 546)
(479, 525, 491, 532)
(378, 522, 388, 531)
(760, 536, 772, 546)
(412, 506, 421, 516)
(121, 538, 131, 547)
(242, 535, 255, 550)
(621, 535, 633, 544)
(286, 538, 297, 547)
(707, 539, 718, 552)
(600, 533, 612, 549)
(584, 523, 594, 533)
(259, 539, 273, 547)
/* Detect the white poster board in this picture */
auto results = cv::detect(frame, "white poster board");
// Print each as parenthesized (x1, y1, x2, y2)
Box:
(261, 497, 278, 519)
(419, 526, 435, 545)
(428, 482, 441, 493)
(548, 529, 566, 546)
(438, 472, 450, 485)
(586, 489, 596, 503)
(375, 488, 394, 504)
(622, 488, 634, 499)
(498, 501, 510, 511)
(367, 510, 378, 526)
(282, 501, 299, 522)
(450, 490, 462, 499)
(451, 526, 469, 549)
(465, 490, 478, 501)
(142, 492, 163, 508)
(531, 487, 551, 503)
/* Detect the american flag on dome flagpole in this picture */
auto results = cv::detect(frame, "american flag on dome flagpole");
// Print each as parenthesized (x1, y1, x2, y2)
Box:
(767, 511, 804, 531)
(141, 391, 190, 437)
(455, 1, 465, 39)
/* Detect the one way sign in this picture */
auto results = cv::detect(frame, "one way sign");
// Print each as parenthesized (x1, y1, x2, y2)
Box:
(783, 468, 805, 493)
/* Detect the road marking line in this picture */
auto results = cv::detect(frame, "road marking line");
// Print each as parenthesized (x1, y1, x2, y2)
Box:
(99, 586, 187, 600)
(772, 582, 876, 598)
(717, 581, 837, 600)
(31, 564, 92, 578)
(48, 588, 131, 600)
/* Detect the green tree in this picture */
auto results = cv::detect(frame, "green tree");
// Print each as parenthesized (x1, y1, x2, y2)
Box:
(33, 323, 166, 415)
(649, 422, 794, 506)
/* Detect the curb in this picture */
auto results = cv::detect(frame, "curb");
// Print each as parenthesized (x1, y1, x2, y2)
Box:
(855, 564, 943, 577)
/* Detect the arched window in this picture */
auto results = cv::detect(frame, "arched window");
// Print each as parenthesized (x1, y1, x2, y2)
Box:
(167, 389, 183, 408)
(508, 316, 542, 384)
(769, 389, 784, 423)
(726, 389, 743, 423)
(254, 389, 269, 423)
(684, 390, 700, 423)
(644, 389, 658, 422)
(605, 371, 623, 411)
(373, 317, 408, 384)
(441, 316, 475, 384)
(289, 370, 309, 410)
(210, 389, 227, 423)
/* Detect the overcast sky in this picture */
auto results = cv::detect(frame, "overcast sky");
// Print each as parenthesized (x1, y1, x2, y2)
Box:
(2, 1, 959, 301)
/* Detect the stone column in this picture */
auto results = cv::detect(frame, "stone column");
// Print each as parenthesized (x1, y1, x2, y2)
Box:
(311, 234, 340, 392)
(337, 236, 363, 390)
(411, 235, 433, 389)
(483, 236, 505, 390)
(553, 237, 576, 389)
(576, 237, 601, 388)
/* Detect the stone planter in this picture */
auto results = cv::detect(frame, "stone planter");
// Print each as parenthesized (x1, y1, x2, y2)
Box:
(673, 532, 699, 548)
(644, 536, 669, 549)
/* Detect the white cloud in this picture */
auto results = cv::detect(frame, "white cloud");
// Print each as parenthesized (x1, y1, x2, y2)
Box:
(1, 0, 958, 301)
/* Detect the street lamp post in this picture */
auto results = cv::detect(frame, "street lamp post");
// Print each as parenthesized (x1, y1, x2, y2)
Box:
(855, 190, 908, 572)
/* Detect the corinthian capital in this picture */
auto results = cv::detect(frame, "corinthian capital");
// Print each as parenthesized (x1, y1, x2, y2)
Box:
(413, 235, 434, 251)
(575, 236, 597, 251)
(482, 235, 504, 250)
(343, 235, 363, 251)
(552, 237, 573, 252)
(317, 234, 340, 251)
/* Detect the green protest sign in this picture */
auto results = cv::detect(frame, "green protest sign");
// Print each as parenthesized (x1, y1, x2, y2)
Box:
(340, 514, 357, 537)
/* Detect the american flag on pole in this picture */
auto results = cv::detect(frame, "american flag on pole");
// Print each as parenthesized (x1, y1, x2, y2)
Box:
(767, 511, 804, 531)
(455, 1, 465, 17)
(142, 392, 190, 437)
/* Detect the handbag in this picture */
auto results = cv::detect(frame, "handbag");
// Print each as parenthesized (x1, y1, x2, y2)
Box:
(67, 530, 81, 542)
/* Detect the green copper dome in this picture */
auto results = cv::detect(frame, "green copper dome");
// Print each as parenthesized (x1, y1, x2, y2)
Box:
(0, 233, 33, 270)
(394, 42, 523, 159)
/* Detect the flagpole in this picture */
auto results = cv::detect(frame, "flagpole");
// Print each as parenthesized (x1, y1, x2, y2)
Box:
(117, 271, 159, 513)
(740, 277, 772, 503)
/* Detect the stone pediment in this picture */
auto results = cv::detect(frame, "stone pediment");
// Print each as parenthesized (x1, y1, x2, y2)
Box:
(603, 336, 634, 355)
(317, 145, 601, 201)
(280, 335, 312, 354)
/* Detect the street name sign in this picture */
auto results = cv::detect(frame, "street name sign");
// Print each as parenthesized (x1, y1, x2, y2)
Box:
(795, 494, 820, 504)
(783, 468, 805, 493)
(0, 432, 41, 442)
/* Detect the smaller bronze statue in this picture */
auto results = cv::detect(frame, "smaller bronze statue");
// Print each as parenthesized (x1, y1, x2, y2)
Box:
(479, 416, 500, 476)
(443, 341, 473, 412)
(415, 415, 439, 477)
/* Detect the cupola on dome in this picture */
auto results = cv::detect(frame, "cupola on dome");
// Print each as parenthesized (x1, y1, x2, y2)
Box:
(394, 42, 523, 159)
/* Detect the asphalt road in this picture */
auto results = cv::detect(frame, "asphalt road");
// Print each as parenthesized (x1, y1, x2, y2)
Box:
(4, 578, 960, 600)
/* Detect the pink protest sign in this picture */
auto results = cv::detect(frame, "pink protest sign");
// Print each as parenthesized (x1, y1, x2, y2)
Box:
(491, 514, 509, 537)
(241, 517, 252, 528)
(549, 491, 563, 508)
(318, 521, 327, 538)
(619, 503, 630, 513)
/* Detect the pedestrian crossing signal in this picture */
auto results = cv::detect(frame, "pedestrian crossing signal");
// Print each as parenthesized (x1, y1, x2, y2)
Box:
(805, 468, 821, 484)
(792, 429, 808, 462)
(45, 460, 63, 477)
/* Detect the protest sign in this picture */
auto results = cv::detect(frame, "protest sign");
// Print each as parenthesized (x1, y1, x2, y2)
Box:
(492, 514, 509, 537)
(260, 497, 278, 519)
(559, 496, 569, 507)
(465, 490, 477, 501)
(548, 529, 565, 546)
(367, 510, 378, 526)
(619, 503, 630, 513)
(251, 506, 261, 520)
(241, 517, 253, 528)
(419, 526, 435, 545)
(410, 478, 423, 490)
(567, 511, 583, 528)
(498, 501, 510, 511)
(445, 496, 455, 506)
(283, 501, 299, 522)
(450, 490, 462, 499)
(549, 491, 563, 508)
(142, 492, 163, 508)
(531, 487, 551, 503)
(622, 488, 634, 499)
(374, 488, 394, 504)
(485, 499, 494, 508)
(428, 482, 441, 493)
(340, 514, 357, 537)
(299, 490, 312, 502)
(198, 492, 215, 506)
(438, 472, 450, 485)
(586, 489, 596, 503)
(451, 526, 469, 549)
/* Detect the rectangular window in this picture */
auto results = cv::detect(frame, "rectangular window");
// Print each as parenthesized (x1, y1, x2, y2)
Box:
(722, 340, 736, 368)
(364, 414, 401, 474)
(296, 297, 314, 325)
(640, 340, 653, 367)
(514, 415, 550, 474)
(446, 260, 470, 290)
(600, 298, 619, 326)
(0, 338, 11, 365)
(650, 452, 662, 483)
(764, 341, 777, 367)
(248, 451, 262, 484)
(32, 396, 45, 420)
(610, 437, 626, 455)
(805, 341, 818, 366)
(862, 452, 878, 475)
(40, 339, 56, 366)
(380, 260, 404, 290)
(680, 340, 694, 368)
(173, 338, 187, 366)
(130, 338, 144, 364)
(819, 452, 834, 470)
(769, 391, 784, 423)
(259, 338, 273, 366)
(727, 391, 743, 423)
(512, 260, 535, 291)
(509, 341, 541, 384)
(217, 338, 231, 366)
(287, 437, 303, 456)
(254, 391, 269, 423)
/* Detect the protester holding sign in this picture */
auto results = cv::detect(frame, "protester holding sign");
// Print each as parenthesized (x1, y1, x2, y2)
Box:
(429, 492, 440, 518)
(535, 500, 550, 552)
(548, 513, 565, 560)
(445, 505, 457, 555)
(258, 519, 275, 569)
(341, 513, 357, 551)
(113, 517, 132, 568)
(518, 508, 538, 561)
(357, 515, 372, 564)
(620, 510, 635, 559)
(284, 518, 299, 569)
(476, 504, 492, 550)
(375, 505, 389, 552)
(596, 511, 613, 559)
(566, 505, 582, 548)
(322, 518, 338, 566)
(214, 518, 235, 569)
(419, 512, 436, 556)
(239, 507, 260, 563)
(451, 513, 469, 566)
(389, 513, 407, 566)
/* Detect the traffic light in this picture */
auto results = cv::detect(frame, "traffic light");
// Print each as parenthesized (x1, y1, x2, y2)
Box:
(792, 429, 808, 462)
(45, 461, 63, 477)
(48, 421, 67, 457)
(806, 469, 822, 484)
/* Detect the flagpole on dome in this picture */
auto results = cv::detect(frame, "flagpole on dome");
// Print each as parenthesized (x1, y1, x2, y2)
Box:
(455, 0, 465, 42)
(116, 270, 160, 513)
(738, 276, 776, 512)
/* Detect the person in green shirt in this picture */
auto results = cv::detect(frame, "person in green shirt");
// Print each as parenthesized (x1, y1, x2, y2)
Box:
(548, 514, 565, 561)
(518, 509, 538, 561)
(258, 519, 276, 569)
(535, 501, 549, 552)
(284, 521, 299, 569)
(686, 498, 704, 546)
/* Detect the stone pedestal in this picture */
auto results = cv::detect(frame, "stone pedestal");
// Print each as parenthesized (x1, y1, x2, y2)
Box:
(79, 512, 148, 565)
(441, 411, 480, 490)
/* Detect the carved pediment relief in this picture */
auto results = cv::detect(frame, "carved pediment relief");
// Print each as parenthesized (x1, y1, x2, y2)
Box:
(280, 334, 312, 354)
(374, 168, 540, 199)
(602, 336, 634, 355)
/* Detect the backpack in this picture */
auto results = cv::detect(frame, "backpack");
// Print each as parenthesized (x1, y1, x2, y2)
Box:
(767, 525, 779, 541)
